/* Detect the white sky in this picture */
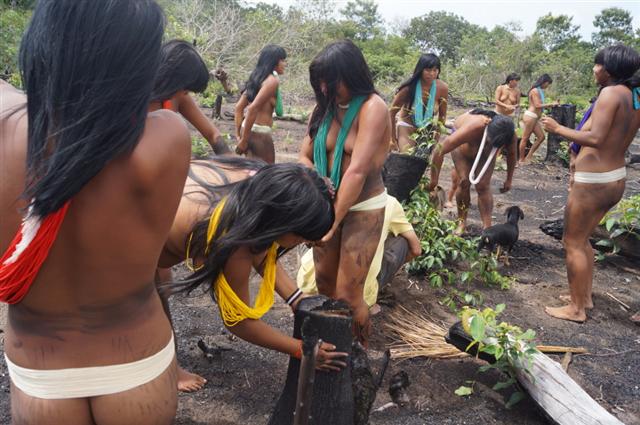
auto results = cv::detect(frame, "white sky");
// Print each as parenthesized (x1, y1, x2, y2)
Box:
(249, 0, 640, 41)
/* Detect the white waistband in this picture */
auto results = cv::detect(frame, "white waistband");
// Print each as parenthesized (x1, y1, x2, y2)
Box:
(523, 110, 539, 119)
(574, 167, 626, 184)
(349, 190, 387, 212)
(5, 335, 175, 399)
(241, 120, 272, 134)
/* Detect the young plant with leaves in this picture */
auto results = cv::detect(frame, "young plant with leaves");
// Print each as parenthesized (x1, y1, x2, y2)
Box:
(456, 304, 538, 408)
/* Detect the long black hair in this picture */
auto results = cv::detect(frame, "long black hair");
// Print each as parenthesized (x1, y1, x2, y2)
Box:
(243, 44, 286, 102)
(530, 74, 553, 92)
(469, 109, 515, 148)
(504, 73, 520, 84)
(308, 39, 377, 138)
(19, 0, 165, 218)
(594, 44, 640, 89)
(177, 158, 334, 295)
(151, 39, 209, 102)
(396, 53, 441, 106)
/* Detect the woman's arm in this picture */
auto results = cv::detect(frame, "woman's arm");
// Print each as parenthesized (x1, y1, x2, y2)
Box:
(438, 83, 448, 124)
(234, 94, 249, 142)
(299, 134, 315, 169)
(178, 93, 230, 155)
(222, 246, 347, 370)
(541, 88, 617, 148)
(389, 89, 405, 145)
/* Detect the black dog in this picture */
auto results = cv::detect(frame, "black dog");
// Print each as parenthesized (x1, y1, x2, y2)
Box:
(477, 206, 524, 265)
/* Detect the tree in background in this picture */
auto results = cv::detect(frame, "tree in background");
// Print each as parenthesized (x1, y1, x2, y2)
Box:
(403, 11, 479, 64)
(534, 13, 580, 52)
(0, 2, 31, 80)
(339, 0, 383, 41)
(592, 7, 634, 47)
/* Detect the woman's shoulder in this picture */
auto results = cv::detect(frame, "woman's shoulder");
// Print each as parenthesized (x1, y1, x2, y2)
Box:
(437, 79, 449, 90)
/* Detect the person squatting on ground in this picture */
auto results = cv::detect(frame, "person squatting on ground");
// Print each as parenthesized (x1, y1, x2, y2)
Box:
(297, 195, 422, 311)
(389, 53, 449, 152)
(150, 39, 231, 155)
(541, 44, 640, 323)
(235, 45, 287, 163)
(299, 40, 391, 345)
(157, 158, 348, 383)
(428, 109, 517, 235)
(0, 1, 191, 424)
(494, 73, 522, 123)
(519, 73, 559, 164)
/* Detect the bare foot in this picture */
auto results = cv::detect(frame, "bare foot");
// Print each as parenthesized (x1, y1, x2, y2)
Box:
(545, 305, 586, 323)
(453, 222, 465, 236)
(444, 201, 454, 209)
(369, 303, 382, 316)
(559, 294, 593, 309)
(631, 311, 640, 325)
(177, 365, 207, 392)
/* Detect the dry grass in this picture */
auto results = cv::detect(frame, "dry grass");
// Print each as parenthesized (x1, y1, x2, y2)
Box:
(385, 306, 469, 360)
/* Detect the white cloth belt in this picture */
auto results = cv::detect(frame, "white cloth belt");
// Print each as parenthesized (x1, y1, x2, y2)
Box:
(5, 335, 175, 399)
(574, 167, 626, 184)
(469, 128, 498, 185)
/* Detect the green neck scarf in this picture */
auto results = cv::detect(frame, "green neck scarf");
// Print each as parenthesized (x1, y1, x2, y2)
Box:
(413, 79, 437, 128)
(273, 71, 283, 117)
(313, 95, 367, 190)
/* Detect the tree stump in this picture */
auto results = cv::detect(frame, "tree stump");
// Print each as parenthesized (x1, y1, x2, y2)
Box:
(269, 296, 355, 425)
(546, 104, 576, 164)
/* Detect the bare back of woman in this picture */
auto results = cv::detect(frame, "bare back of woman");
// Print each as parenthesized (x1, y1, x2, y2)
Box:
(0, 2, 190, 424)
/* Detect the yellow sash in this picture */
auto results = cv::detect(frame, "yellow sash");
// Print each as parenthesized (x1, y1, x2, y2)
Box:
(189, 197, 278, 327)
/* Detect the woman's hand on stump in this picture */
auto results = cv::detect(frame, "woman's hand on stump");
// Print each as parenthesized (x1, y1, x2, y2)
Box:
(315, 342, 348, 372)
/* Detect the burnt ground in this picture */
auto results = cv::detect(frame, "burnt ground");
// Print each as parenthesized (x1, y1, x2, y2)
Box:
(1, 104, 639, 425)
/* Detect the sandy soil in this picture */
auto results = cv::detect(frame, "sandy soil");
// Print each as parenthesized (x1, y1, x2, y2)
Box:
(1, 104, 638, 425)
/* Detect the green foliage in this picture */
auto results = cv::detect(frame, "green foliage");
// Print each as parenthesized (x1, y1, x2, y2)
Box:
(402, 11, 480, 64)
(339, 0, 383, 41)
(557, 141, 570, 167)
(534, 13, 580, 52)
(599, 195, 640, 256)
(459, 305, 538, 407)
(0, 5, 30, 78)
(191, 136, 211, 159)
(404, 180, 512, 311)
(592, 7, 635, 48)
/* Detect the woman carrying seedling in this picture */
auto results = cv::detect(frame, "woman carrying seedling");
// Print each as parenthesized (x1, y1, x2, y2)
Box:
(150, 39, 230, 155)
(541, 44, 640, 323)
(235, 45, 287, 163)
(390, 53, 449, 152)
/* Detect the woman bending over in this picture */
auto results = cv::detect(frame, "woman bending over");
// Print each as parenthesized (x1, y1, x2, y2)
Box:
(158, 158, 348, 377)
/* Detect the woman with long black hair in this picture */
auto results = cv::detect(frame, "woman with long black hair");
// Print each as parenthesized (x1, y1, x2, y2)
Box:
(389, 53, 449, 152)
(541, 44, 640, 322)
(234, 45, 287, 163)
(151, 39, 230, 155)
(299, 40, 391, 345)
(519, 73, 559, 164)
(0, 1, 190, 424)
(158, 158, 347, 373)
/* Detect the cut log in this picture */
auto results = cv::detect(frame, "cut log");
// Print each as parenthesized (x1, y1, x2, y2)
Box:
(269, 296, 355, 425)
(540, 219, 640, 260)
(446, 322, 625, 425)
(274, 114, 308, 123)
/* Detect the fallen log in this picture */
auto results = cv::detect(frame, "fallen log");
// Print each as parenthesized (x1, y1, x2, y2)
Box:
(540, 219, 640, 260)
(446, 322, 625, 425)
(274, 114, 308, 123)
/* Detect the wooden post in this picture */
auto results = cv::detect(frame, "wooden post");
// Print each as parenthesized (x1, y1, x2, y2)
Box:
(269, 296, 355, 425)
(446, 323, 624, 425)
(546, 104, 576, 163)
(293, 318, 321, 425)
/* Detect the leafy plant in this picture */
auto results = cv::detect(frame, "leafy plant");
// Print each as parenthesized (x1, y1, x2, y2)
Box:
(191, 136, 211, 159)
(597, 194, 640, 256)
(406, 116, 446, 159)
(404, 179, 513, 311)
(557, 141, 570, 166)
(460, 304, 538, 408)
